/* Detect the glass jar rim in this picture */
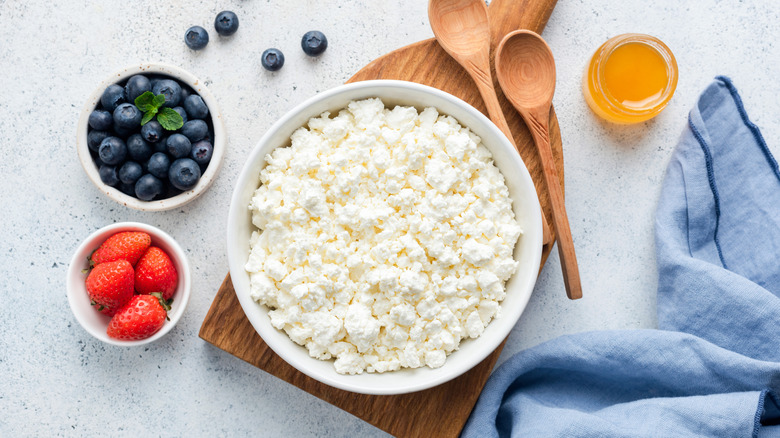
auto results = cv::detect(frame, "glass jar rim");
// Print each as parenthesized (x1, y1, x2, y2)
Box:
(590, 33, 678, 117)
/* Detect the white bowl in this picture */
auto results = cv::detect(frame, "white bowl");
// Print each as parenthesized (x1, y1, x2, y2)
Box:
(67, 222, 192, 346)
(77, 62, 226, 211)
(227, 80, 543, 394)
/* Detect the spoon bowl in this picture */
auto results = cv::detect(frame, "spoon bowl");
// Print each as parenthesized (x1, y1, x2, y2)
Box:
(496, 30, 556, 115)
(428, 0, 490, 59)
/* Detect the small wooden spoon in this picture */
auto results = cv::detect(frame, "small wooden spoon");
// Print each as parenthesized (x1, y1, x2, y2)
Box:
(428, 0, 552, 246)
(496, 30, 582, 300)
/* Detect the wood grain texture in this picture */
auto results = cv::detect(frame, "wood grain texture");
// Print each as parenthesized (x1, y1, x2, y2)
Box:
(199, 0, 562, 436)
(495, 30, 582, 299)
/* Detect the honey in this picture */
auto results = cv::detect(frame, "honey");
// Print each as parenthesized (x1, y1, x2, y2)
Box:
(583, 34, 678, 124)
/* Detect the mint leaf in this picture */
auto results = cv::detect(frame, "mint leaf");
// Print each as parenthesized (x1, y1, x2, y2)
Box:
(134, 91, 156, 112)
(153, 94, 166, 108)
(157, 107, 184, 131)
(140, 108, 157, 126)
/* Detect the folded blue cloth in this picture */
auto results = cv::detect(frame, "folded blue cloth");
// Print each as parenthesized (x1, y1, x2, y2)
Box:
(461, 77, 780, 438)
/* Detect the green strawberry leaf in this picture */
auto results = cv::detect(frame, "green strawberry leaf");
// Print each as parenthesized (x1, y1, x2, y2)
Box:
(150, 292, 173, 319)
(157, 107, 184, 131)
(153, 94, 166, 108)
(140, 108, 157, 126)
(134, 91, 157, 112)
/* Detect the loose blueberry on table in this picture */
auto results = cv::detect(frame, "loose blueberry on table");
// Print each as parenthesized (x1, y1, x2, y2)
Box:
(214, 11, 239, 36)
(301, 31, 328, 56)
(261, 48, 285, 71)
(87, 73, 215, 201)
(184, 26, 209, 50)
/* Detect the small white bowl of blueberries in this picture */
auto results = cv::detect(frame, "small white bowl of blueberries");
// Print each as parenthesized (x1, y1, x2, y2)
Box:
(77, 63, 226, 211)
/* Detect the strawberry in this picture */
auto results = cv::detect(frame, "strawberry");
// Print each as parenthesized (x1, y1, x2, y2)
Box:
(134, 246, 178, 300)
(107, 293, 171, 341)
(90, 231, 151, 267)
(85, 259, 135, 316)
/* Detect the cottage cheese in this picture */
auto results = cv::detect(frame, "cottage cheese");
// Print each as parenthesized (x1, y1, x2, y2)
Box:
(245, 98, 523, 374)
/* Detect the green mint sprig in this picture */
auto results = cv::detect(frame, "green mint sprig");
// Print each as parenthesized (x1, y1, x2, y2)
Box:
(134, 91, 184, 131)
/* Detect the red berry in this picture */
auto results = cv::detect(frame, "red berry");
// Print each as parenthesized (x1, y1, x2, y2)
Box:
(85, 260, 135, 316)
(134, 247, 178, 300)
(90, 231, 152, 267)
(107, 294, 169, 341)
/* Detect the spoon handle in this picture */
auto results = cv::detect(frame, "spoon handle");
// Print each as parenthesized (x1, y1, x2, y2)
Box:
(470, 73, 554, 246)
(525, 109, 582, 300)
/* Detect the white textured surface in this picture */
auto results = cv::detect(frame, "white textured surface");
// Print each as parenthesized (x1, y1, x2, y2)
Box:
(2, 0, 780, 436)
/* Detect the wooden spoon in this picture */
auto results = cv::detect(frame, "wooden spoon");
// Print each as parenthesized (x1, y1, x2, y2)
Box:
(496, 30, 582, 300)
(428, 0, 552, 246)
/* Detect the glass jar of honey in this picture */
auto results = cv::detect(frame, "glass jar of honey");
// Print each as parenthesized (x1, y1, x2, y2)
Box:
(582, 34, 678, 124)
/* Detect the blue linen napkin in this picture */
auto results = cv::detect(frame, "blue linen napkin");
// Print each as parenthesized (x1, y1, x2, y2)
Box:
(461, 76, 780, 438)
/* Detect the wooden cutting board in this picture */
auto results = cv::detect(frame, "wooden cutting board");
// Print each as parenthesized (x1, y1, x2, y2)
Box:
(199, 0, 562, 436)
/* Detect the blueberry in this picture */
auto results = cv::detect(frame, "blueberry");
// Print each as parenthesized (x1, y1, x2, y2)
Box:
(98, 137, 127, 165)
(166, 134, 192, 158)
(181, 119, 208, 142)
(214, 11, 239, 36)
(87, 130, 110, 152)
(100, 84, 126, 111)
(190, 140, 213, 166)
(147, 152, 171, 179)
(152, 79, 182, 108)
(172, 106, 188, 124)
(98, 165, 120, 186)
(168, 158, 202, 190)
(135, 174, 164, 201)
(185, 26, 209, 50)
(141, 120, 164, 143)
(183, 95, 209, 120)
(118, 161, 143, 185)
(88, 110, 113, 131)
(124, 75, 151, 102)
(126, 134, 153, 162)
(301, 31, 328, 56)
(112, 120, 137, 137)
(113, 103, 142, 128)
(261, 48, 284, 71)
(149, 77, 161, 91)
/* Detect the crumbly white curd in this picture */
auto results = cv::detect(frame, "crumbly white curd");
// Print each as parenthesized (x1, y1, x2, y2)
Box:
(245, 98, 523, 374)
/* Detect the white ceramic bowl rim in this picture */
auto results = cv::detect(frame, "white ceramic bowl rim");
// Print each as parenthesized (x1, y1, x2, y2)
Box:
(227, 80, 543, 394)
(77, 62, 227, 211)
(66, 222, 192, 346)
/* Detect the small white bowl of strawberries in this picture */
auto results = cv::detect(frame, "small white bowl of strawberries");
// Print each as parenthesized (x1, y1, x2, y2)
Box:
(67, 222, 191, 345)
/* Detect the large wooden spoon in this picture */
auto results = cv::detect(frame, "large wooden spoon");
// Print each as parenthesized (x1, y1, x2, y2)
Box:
(428, 0, 552, 246)
(496, 30, 582, 300)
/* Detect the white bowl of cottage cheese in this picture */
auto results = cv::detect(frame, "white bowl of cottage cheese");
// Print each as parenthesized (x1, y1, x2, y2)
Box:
(227, 80, 543, 395)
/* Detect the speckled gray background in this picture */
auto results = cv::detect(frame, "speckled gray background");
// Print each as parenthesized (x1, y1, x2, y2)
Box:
(2, 0, 780, 436)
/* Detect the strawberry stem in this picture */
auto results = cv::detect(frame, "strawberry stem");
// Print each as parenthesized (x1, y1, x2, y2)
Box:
(149, 292, 173, 315)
